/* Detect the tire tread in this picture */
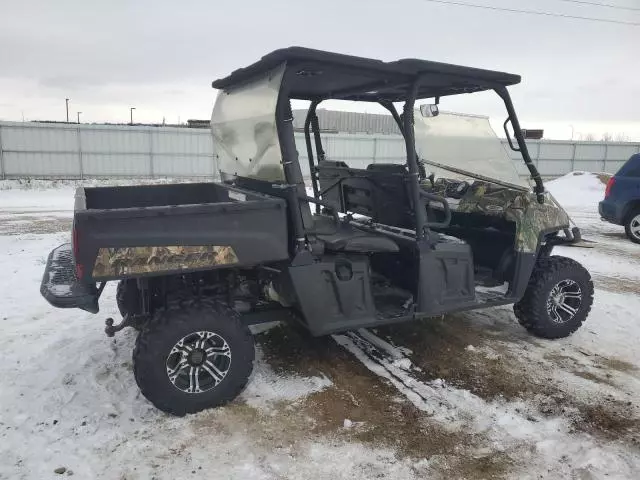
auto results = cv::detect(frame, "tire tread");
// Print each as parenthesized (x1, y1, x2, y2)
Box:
(513, 255, 594, 339)
(133, 294, 254, 416)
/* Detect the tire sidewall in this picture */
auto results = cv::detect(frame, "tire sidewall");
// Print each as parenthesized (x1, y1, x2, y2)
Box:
(134, 304, 254, 415)
(528, 260, 592, 337)
(625, 211, 640, 244)
(117, 280, 141, 316)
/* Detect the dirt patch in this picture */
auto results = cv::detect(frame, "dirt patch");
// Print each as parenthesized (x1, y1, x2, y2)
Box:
(593, 275, 640, 295)
(0, 216, 71, 235)
(579, 402, 640, 444)
(375, 314, 538, 400)
(373, 316, 640, 446)
(571, 370, 617, 388)
(596, 173, 612, 185)
(251, 324, 514, 478)
(544, 353, 618, 388)
(597, 357, 638, 374)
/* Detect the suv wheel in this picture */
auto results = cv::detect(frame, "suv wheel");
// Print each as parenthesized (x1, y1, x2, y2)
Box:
(133, 296, 254, 415)
(514, 256, 594, 339)
(624, 209, 640, 244)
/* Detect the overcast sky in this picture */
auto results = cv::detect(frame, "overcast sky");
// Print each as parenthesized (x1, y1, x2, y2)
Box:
(1, 0, 638, 139)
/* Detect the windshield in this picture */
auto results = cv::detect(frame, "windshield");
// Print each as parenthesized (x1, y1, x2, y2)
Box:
(414, 112, 530, 189)
(211, 63, 285, 182)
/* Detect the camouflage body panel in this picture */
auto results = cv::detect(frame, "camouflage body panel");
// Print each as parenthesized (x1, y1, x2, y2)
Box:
(92, 245, 238, 278)
(452, 182, 570, 253)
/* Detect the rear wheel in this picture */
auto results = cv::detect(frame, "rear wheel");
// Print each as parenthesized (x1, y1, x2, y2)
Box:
(624, 209, 640, 244)
(133, 296, 254, 415)
(514, 256, 593, 339)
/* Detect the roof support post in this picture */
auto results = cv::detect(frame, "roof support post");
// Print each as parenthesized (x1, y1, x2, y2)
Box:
(304, 100, 321, 213)
(494, 86, 545, 203)
(403, 78, 428, 241)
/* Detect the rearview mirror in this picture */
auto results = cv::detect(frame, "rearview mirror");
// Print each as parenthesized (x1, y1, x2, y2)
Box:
(419, 104, 439, 118)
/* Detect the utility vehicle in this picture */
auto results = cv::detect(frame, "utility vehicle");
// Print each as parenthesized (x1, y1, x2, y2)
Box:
(41, 47, 594, 415)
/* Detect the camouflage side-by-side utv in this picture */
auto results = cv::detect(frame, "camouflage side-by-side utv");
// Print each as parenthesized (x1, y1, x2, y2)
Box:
(41, 47, 594, 415)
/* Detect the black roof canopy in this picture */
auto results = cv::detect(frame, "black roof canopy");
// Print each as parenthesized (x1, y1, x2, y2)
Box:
(212, 47, 521, 102)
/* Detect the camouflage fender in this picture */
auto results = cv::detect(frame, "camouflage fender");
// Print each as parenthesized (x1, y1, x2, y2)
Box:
(456, 183, 570, 253)
(92, 245, 238, 278)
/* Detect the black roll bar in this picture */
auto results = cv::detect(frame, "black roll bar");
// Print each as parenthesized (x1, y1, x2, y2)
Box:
(494, 86, 545, 203)
(304, 100, 321, 213)
(403, 78, 428, 241)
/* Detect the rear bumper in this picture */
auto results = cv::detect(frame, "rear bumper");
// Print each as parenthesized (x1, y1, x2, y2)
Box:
(40, 243, 99, 313)
(598, 200, 623, 225)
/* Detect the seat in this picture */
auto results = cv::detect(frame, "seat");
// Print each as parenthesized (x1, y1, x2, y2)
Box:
(313, 216, 399, 253)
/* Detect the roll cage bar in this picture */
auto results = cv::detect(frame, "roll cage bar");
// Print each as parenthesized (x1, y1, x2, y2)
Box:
(302, 88, 544, 243)
(213, 47, 545, 243)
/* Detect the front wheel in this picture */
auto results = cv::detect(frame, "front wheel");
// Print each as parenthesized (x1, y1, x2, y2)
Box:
(624, 210, 640, 244)
(133, 297, 255, 415)
(514, 256, 594, 339)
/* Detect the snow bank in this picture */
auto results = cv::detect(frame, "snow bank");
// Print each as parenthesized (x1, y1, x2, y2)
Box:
(546, 171, 606, 210)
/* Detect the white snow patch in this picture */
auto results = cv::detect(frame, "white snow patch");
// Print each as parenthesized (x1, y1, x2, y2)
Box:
(546, 171, 605, 210)
(241, 347, 332, 409)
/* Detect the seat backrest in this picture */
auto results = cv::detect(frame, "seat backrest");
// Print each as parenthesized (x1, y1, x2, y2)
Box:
(317, 161, 415, 228)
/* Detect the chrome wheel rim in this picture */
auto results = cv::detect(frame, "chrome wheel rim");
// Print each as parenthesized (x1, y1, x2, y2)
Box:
(630, 214, 640, 240)
(166, 331, 231, 394)
(546, 279, 582, 324)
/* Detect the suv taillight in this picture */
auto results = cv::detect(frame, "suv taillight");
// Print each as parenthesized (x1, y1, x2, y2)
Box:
(604, 177, 615, 198)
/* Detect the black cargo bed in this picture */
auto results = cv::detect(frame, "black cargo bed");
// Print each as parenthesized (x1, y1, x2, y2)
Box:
(72, 182, 290, 282)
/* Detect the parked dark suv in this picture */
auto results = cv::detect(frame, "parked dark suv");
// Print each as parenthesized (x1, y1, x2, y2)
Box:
(599, 153, 640, 243)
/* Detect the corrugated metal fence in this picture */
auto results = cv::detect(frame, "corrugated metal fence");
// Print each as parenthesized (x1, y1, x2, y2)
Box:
(1, 121, 639, 180)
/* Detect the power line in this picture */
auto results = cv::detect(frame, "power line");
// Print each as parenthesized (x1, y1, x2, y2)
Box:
(420, 0, 640, 26)
(555, 0, 640, 12)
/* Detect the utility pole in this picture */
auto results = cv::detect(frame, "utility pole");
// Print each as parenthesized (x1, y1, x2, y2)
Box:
(65, 98, 70, 122)
(130, 107, 136, 125)
(77, 111, 82, 124)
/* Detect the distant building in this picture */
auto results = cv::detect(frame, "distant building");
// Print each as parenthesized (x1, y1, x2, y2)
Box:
(292, 109, 398, 135)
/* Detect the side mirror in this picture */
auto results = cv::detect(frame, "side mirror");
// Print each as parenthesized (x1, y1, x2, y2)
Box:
(419, 104, 439, 118)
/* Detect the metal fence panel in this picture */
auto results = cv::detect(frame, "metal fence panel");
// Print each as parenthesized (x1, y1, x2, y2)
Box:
(82, 153, 150, 177)
(1, 121, 639, 180)
(3, 151, 79, 177)
(152, 129, 212, 155)
(1, 123, 77, 152)
(81, 128, 149, 153)
(152, 155, 214, 177)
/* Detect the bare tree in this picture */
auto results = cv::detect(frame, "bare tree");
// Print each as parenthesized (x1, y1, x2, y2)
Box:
(614, 132, 629, 142)
(601, 132, 613, 142)
(580, 132, 596, 141)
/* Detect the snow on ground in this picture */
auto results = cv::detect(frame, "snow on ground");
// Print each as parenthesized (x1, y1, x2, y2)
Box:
(1, 173, 639, 479)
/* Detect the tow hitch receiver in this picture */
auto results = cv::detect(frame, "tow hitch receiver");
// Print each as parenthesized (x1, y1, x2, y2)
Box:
(105, 314, 135, 337)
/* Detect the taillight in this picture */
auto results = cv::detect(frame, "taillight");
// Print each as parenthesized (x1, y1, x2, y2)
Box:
(604, 177, 615, 198)
(72, 226, 84, 279)
(72, 226, 79, 257)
